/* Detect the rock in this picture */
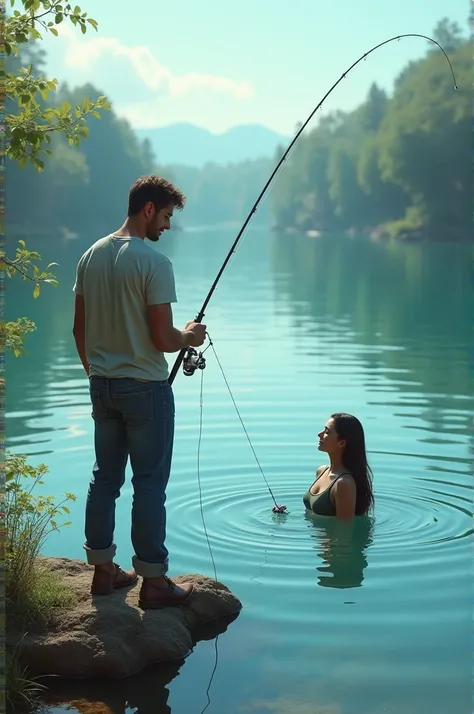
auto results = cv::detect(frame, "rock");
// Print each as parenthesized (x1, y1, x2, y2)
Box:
(16, 557, 242, 678)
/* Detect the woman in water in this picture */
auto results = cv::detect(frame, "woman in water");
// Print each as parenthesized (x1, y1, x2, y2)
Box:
(303, 413, 374, 520)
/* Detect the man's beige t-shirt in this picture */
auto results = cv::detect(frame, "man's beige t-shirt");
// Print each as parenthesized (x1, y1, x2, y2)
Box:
(73, 234, 177, 381)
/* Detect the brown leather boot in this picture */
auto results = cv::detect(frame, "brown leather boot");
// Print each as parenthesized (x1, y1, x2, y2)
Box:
(91, 563, 138, 596)
(138, 576, 194, 609)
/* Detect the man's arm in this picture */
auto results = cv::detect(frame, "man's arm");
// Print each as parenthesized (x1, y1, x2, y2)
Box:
(72, 293, 89, 376)
(147, 303, 202, 352)
(145, 258, 205, 352)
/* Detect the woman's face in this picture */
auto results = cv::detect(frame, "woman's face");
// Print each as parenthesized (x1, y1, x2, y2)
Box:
(318, 418, 344, 454)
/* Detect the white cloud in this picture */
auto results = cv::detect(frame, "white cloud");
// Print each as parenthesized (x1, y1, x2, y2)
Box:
(56, 24, 254, 100)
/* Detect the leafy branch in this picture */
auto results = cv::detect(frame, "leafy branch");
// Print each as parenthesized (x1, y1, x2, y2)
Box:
(5, 1, 99, 55)
(5, 1, 110, 168)
(2, 240, 59, 356)
(5, 318, 37, 357)
(2, 239, 59, 296)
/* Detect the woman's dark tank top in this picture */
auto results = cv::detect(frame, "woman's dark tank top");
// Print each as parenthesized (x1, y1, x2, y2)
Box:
(303, 466, 350, 516)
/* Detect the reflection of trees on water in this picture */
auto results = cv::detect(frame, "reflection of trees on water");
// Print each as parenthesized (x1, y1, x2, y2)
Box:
(270, 232, 473, 444)
(307, 515, 374, 590)
(8, 230, 473, 457)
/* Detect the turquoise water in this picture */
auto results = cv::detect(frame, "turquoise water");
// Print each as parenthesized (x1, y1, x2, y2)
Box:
(7, 229, 473, 714)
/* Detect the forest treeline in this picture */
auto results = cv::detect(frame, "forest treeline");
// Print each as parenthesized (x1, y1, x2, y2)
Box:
(269, 20, 470, 240)
(7, 19, 469, 241)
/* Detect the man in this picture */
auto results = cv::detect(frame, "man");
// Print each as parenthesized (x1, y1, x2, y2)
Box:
(72, 175, 206, 609)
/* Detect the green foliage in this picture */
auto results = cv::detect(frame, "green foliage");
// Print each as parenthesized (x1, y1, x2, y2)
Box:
(6, 642, 47, 708)
(4, 238, 58, 293)
(6, 449, 77, 706)
(379, 205, 427, 241)
(2, 239, 59, 355)
(4, 1, 109, 350)
(5, 1, 110, 168)
(5, 4, 92, 704)
(7, 81, 160, 235)
(5, 317, 37, 357)
(6, 451, 77, 620)
(270, 24, 470, 241)
(375, 41, 470, 238)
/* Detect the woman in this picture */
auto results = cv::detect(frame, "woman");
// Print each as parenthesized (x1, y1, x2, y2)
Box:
(303, 413, 374, 520)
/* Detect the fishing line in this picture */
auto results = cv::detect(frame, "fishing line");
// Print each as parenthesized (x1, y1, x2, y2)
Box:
(168, 33, 457, 387)
(180, 34, 457, 711)
(194, 333, 285, 712)
(207, 333, 284, 511)
(196, 364, 219, 714)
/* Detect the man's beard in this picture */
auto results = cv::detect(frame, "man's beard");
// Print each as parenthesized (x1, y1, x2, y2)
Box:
(146, 228, 160, 242)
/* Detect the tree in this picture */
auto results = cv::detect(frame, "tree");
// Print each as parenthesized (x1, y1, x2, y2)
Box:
(4, 1, 110, 169)
(3, 3, 109, 704)
(267, 23, 469, 240)
(360, 83, 387, 133)
(432, 18, 464, 53)
(3, 1, 111, 353)
(376, 40, 470, 238)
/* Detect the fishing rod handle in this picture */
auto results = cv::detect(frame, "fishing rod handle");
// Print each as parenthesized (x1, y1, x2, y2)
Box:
(168, 347, 187, 385)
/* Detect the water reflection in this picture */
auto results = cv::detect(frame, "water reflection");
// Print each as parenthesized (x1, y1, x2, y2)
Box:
(8, 230, 473, 450)
(39, 613, 239, 714)
(40, 659, 183, 714)
(270, 232, 473, 439)
(7, 228, 473, 714)
(307, 515, 373, 590)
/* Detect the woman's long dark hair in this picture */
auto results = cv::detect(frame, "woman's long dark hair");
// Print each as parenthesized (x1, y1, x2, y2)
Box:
(331, 413, 374, 515)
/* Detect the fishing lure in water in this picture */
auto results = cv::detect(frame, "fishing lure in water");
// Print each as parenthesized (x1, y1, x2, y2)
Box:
(168, 34, 457, 517)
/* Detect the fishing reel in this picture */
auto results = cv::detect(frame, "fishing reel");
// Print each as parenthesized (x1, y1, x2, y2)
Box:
(182, 347, 207, 377)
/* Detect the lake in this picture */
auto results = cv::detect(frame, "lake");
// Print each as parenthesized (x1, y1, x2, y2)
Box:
(7, 227, 473, 714)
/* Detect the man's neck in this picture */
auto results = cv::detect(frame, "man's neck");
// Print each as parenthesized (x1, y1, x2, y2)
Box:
(113, 218, 145, 239)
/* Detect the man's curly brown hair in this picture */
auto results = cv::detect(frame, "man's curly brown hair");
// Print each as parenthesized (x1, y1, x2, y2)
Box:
(127, 175, 186, 216)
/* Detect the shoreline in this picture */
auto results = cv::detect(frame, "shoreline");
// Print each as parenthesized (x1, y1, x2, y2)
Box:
(272, 223, 471, 243)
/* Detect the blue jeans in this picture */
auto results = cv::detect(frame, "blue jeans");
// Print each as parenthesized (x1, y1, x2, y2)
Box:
(84, 377, 175, 577)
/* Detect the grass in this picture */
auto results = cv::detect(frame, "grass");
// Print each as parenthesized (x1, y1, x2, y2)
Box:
(8, 561, 78, 626)
(6, 643, 47, 711)
(7, 563, 78, 711)
(6, 451, 78, 709)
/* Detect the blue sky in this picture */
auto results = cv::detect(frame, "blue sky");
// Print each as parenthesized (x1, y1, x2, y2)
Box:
(42, 0, 468, 135)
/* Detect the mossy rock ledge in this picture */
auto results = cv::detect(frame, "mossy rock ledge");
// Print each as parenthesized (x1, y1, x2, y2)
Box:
(13, 556, 242, 678)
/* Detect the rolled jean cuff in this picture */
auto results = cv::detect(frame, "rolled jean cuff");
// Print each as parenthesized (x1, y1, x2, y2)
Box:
(132, 555, 169, 578)
(83, 542, 116, 565)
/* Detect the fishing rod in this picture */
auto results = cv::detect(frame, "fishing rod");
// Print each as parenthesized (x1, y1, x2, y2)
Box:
(168, 33, 457, 386)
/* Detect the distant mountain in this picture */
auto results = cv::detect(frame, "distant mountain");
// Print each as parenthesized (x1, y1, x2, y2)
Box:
(134, 123, 289, 167)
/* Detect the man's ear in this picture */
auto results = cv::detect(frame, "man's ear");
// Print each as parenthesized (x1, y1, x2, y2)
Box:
(144, 201, 155, 218)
